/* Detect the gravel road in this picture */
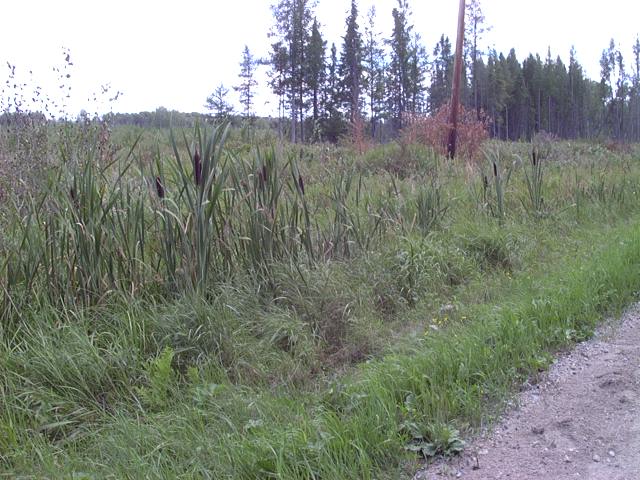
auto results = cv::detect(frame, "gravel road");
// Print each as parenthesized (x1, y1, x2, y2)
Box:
(415, 303, 640, 480)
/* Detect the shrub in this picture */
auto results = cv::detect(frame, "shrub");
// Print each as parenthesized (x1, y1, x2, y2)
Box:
(401, 103, 489, 163)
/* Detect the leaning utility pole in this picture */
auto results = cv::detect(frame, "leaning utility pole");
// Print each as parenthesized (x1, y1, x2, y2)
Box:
(447, 0, 466, 159)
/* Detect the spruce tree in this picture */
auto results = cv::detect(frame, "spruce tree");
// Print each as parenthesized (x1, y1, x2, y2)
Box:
(234, 45, 258, 118)
(429, 35, 454, 113)
(205, 83, 234, 120)
(465, 0, 489, 117)
(322, 43, 346, 142)
(362, 6, 386, 138)
(407, 33, 427, 114)
(386, 0, 414, 130)
(306, 18, 326, 136)
(269, 0, 315, 142)
(267, 41, 290, 139)
(339, 0, 363, 123)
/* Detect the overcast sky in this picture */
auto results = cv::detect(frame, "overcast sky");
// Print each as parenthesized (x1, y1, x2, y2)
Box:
(1, 0, 639, 117)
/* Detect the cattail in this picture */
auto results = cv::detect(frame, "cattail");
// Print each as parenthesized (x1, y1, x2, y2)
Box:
(482, 175, 489, 190)
(258, 170, 265, 191)
(155, 176, 165, 199)
(193, 150, 202, 186)
(69, 185, 79, 208)
(532, 149, 537, 166)
(298, 174, 305, 195)
(493, 162, 498, 178)
(262, 164, 268, 184)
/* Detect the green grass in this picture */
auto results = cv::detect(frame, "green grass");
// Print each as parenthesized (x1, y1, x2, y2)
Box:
(1, 122, 640, 478)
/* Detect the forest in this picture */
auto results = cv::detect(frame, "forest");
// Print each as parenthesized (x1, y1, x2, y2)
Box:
(209, 0, 640, 143)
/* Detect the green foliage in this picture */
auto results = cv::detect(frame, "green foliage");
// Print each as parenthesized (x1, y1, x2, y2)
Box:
(522, 147, 547, 216)
(411, 179, 448, 233)
(138, 346, 176, 411)
(403, 419, 465, 459)
(480, 145, 516, 221)
(3, 123, 640, 480)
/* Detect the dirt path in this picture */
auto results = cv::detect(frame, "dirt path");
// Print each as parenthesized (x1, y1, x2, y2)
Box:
(415, 304, 640, 480)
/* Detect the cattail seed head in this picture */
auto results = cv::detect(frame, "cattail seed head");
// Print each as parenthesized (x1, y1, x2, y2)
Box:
(155, 176, 165, 199)
(298, 174, 305, 195)
(532, 149, 537, 166)
(482, 175, 489, 190)
(193, 150, 202, 186)
(69, 186, 79, 208)
(258, 170, 265, 191)
(493, 162, 498, 178)
(262, 164, 268, 184)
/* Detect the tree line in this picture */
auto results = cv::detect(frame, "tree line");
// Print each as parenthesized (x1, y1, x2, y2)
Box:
(209, 0, 640, 143)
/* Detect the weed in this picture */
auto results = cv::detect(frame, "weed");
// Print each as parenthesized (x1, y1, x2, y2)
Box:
(138, 346, 176, 411)
(522, 147, 546, 217)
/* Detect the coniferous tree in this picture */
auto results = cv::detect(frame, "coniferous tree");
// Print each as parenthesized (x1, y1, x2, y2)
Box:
(268, 41, 289, 139)
(522, 53, 544, 134)
(386, 0, 414, 130)
(407, 33, 427, 114)
(205, 83, 234, 120)
(362, 6, 386, 139)
(339, 0, 364, 123)
(234, 45, 258, 118)
(269, 0, 315, 142)
(306, 18, 326, 138)
(614, 48, 628, 138)
(429, 35, 454, 113)
(568, 47, 583, 137)
(503, 48, 527, 140)
(485, 50, 508, 137)
(599, 39, 617, 136)
(321, 43, 346, 142)
(260, 0, 638, 143)
(465, 0, 489, 118)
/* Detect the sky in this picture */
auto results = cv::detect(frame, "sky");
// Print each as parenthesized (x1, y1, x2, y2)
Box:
(1, 0, 639, 117)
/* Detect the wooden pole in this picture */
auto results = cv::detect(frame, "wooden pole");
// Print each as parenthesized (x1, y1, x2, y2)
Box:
(447, 0, 466, 159)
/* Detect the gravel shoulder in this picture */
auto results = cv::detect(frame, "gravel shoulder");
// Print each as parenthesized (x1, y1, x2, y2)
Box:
(415, 303, 640, 480)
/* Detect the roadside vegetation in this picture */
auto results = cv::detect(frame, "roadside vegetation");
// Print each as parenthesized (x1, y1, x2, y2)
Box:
(1, 115, 640, 478)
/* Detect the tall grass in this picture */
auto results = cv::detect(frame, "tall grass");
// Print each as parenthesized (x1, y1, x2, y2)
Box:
(3, 122, 640, 479)
(522, 147, 546, 216)
(1, 123, 401, 317)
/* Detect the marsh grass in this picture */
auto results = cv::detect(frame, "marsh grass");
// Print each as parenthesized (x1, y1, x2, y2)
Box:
(2, 122, 640, 478)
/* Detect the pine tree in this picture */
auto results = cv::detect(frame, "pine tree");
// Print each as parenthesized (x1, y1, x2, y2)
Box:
(599, 39, 617, 136)
(568, 47, 587, 138)
(205, 83, 234, 120)
(339, 0, 363, 123)
(267, 41, 290, 139)
(503, 48, 526, 140)
(386, 0, 414, 130)
(234, 45, 258, 118)
(306, 18, 325, 137)
(429, 35, 454, 113)
(321, 43, 346, 142)
(614, 48, 628, 139)
(269, 0, 316, 142)
(407, 33, 427, 114)
(465, 0, 489, 118)
(522, 53, 544, 134)
(362, 6, 386, 139)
